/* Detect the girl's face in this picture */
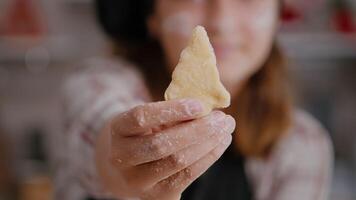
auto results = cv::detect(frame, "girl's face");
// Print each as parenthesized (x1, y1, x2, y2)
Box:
(148, 0, 279, 93)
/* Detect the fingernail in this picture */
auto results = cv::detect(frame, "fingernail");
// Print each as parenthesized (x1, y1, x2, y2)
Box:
(222, 135, 232, 146)
(211, 111, 226, 120)
(224, 116, 236, 134)
(208, 111, 227, 130)
(182, 99, 203, 115)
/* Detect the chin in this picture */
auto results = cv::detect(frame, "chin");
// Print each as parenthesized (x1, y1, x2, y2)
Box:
(218, 59, 244, 76)
(219, 61, 255, 89)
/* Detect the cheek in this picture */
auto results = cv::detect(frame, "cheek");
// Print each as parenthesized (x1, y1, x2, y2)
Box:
(219, 8, 277, 84)
(161, 11, 197, 38)
(253, 4, 277, 44)
(243, 7, 277, 64)
(253, 8, 277, 31)
(159, 12, 201, 71)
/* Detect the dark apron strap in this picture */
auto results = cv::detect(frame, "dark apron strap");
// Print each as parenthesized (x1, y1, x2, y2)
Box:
(182, 147, 252, 200)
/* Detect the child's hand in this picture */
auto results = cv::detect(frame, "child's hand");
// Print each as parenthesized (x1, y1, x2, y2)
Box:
(95, 99, 235, 200)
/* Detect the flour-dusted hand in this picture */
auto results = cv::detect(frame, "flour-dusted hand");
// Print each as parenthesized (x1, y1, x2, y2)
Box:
(95, 99, 235, 200)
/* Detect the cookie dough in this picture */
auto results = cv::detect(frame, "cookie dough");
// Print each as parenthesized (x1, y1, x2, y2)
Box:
(165, 25, 230, 116)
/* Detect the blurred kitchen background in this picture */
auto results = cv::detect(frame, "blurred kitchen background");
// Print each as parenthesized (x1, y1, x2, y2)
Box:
(0, 0, 355, 199)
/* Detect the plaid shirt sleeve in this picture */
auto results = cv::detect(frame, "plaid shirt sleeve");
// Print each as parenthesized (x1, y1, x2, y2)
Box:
(54, 58, 148, 200)
(246, 110, 334, 200)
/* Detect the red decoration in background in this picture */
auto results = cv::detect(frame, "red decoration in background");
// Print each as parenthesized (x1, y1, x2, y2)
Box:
(281, 4, 302, 22)
(330, 0, 355, 34)
(332, 9, 355, 33)
(281, 5, 302, 22)
(0, 0, 45, 37)
(333, 10, 356, 33)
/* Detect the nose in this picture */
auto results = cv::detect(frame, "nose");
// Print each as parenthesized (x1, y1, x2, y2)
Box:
(206, 0, 236, 36)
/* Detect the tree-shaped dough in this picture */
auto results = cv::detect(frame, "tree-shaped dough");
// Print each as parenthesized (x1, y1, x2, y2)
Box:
(165, 26, 230, 116)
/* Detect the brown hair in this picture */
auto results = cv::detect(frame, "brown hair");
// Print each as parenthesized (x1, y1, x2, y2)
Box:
(234, 44, 292, 157)
(97, 0, 292, 158)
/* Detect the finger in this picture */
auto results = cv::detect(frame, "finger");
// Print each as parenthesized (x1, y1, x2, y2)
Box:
(152, 135, 232, 198)
(111, 99, 204, 137)
(116, 111, 235, 166)
(123, 132, 231, 189)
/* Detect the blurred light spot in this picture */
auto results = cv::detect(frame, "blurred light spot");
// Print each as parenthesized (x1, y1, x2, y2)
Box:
(25, 46, 50, 74)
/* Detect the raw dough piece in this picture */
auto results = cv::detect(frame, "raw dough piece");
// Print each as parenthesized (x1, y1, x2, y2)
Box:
(165, 25, 230, 116)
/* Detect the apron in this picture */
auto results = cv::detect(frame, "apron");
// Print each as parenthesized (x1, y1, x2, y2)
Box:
(181, 147, 252, 200)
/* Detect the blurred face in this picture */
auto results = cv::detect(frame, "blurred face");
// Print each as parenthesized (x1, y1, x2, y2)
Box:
(148, 0, 279, 93)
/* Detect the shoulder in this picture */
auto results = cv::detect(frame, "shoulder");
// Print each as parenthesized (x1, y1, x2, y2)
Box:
(62, 56, 149, 100)
(61, 57, 150, 124)
(277, 110, 333, 156)
(245, 110, 334, 199)
(273, 109, 333, 176)
(63, 56, 143, 89)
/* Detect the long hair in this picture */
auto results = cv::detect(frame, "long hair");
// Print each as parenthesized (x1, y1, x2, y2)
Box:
(95, 0, 292, 158)
(234, 44, 292, 157)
